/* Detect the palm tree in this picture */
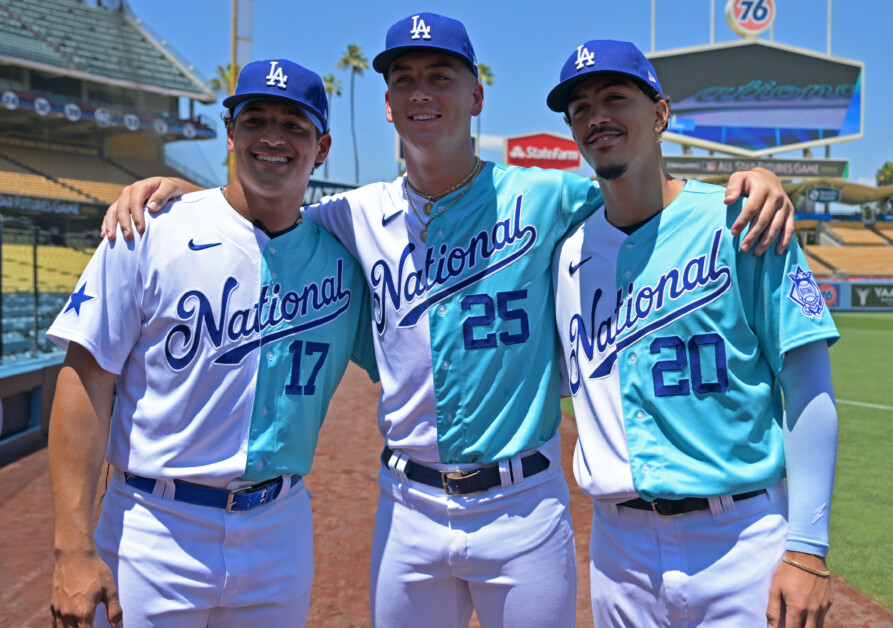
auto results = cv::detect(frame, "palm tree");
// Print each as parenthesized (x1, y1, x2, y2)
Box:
(208, 63, 240, 94)
(337, 44, 368, 183)
(322, 74, 342, 180)
(475, 63, 494, 157)
(877, 161, 893, 187)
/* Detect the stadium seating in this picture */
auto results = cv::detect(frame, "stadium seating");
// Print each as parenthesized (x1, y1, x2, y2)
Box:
(57, 179, 123, 204)
(1, 0, 205, 96)
(2, 244, 92, 293)
(823, 221, 889, 245)
(0, 290, 71, 356)
(874, 222, 893, 238)
(804, 245, 893, 276)
(0, 170, 94, 202)
(115, 157, 189, 181)
(0, 7, 67, 68)
(0, 144, 134, 184)
(0, 144, 140, 203)
(804, 253, 835, 276)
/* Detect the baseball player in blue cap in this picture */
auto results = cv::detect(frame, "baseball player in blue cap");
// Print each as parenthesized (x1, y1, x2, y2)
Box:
(548, 39, 839, 627)
(47, 59, 377, 627)
(100, 14, 799, 627)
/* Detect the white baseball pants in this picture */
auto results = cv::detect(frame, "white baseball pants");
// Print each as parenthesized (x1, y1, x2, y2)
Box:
(93, 470, 314, 628)
(589, 481, 788, 627)
(370, 445, 576, 628)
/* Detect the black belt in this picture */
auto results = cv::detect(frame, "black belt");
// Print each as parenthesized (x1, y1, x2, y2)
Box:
(381, 447, 550, 496)
(123, 472, 300, 513)
(618, 489, 767, 517)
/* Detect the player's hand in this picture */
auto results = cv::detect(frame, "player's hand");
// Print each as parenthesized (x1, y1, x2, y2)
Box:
(101, 176, 185, 241)
(766, 551, 832, 628)
(50, 550, 123, 628)
(725, 167, 794, 256)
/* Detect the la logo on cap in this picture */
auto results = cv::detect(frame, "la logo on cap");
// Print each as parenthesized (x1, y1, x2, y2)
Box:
(574, 45, 595, 71)
(266, 61, 288, 89)
(410, 15, 432, 40)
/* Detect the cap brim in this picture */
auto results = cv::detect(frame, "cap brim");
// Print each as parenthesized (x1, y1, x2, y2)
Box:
(546, 76, 587, 113)
(373, 46, 477, 77)
(222, 94, 327, 132)
(547, 71, 659, 113)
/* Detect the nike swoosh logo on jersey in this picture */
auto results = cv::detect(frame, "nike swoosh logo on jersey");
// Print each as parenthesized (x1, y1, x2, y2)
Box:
(188, 239, 222, 251)
(382, 210, 402, 227)
(569, 256, 592, 276)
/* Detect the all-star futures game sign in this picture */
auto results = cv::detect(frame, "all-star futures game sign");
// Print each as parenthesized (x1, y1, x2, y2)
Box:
(504, 132, 581, 170)
(649, 39, 864, 157)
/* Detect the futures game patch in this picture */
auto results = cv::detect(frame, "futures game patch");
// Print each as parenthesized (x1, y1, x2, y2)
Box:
(787, 266, 824, 318)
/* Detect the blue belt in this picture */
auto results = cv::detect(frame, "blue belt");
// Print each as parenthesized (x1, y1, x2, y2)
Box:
(123, 472, 300, 513)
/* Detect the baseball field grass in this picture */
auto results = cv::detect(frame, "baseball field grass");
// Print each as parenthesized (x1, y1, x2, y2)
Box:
(825, 311, 893, 610)
(559, 311, 893, 611)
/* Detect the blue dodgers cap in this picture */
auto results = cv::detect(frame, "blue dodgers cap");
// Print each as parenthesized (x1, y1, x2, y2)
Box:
(372, 12, 478, 78)
(547, 40, 662, 113)
(223, 59, 328, 133)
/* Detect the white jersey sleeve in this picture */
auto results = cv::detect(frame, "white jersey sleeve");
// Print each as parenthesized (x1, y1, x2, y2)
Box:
(47, 231, 143, 374)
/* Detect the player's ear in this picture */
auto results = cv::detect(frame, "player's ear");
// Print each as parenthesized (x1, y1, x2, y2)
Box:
(315, 132, 332, 164)
(653, 99, 669, 136)
(385, 90, 394, 124)
(471, 80, 484, 117)
(226, 122, 235, 153)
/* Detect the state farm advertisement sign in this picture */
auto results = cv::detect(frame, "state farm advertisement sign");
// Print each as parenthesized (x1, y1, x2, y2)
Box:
(504, 132, 581, 170)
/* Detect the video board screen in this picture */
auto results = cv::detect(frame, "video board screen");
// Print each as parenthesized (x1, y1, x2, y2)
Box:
(649, 41, 863, 153)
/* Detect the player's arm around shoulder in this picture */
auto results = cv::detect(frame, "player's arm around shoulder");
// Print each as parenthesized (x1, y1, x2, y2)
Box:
(302, 189, 363, 256)
(724, 167, 795, 255)
(49, 343, 122, 628)
(556, 169, 603, 234)
(102, 176, 201, 240)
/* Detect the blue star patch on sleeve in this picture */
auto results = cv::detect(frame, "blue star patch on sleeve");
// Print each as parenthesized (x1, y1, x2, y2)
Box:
(64, 282, 95, 316)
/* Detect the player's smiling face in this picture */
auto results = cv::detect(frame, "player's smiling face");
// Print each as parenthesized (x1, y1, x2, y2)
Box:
(566, 75, 666, 180)
(228, 99, 330, 194)
(384, 52, 483, 152)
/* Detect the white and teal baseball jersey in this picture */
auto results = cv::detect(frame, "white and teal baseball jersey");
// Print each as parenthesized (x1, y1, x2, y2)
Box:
(553, 179, 839, 501)
(306, 162, 602, 464)
(47, 189, 377, 485)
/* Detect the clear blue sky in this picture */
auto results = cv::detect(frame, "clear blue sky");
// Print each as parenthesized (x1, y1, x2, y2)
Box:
(127, 0, 891, 199)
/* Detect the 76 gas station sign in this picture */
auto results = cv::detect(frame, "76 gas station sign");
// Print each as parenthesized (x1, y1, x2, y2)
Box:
(725, 0, 776, 37)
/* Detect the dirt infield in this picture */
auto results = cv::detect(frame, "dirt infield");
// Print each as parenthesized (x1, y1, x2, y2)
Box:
(2, 363, 891, 627)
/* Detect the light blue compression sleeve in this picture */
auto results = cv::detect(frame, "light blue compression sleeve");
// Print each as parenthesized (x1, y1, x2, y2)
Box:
(777, 340, 838, 557)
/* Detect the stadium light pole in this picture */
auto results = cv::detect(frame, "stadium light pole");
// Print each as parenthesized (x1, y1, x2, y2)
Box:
(827, 0, 832, 54)
(651, 0, 656, 52)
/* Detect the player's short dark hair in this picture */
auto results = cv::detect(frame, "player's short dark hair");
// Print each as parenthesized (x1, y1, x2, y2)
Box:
(561, 80, 672, 135)
(221, 109, 327, 171)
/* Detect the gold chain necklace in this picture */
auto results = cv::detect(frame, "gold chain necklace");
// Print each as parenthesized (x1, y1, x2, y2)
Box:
(404, 159, 484, 242)
(406, 157, 482, 202)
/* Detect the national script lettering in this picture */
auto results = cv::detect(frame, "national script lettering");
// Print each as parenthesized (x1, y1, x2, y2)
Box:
(566, 229, 731, 394)
(164, 259, 350, 369)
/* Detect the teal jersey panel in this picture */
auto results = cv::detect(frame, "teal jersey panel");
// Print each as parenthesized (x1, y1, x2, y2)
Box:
(421, 164, 602, 462)
(244, 221, 377, 480)
(613, 180, 839, 500)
